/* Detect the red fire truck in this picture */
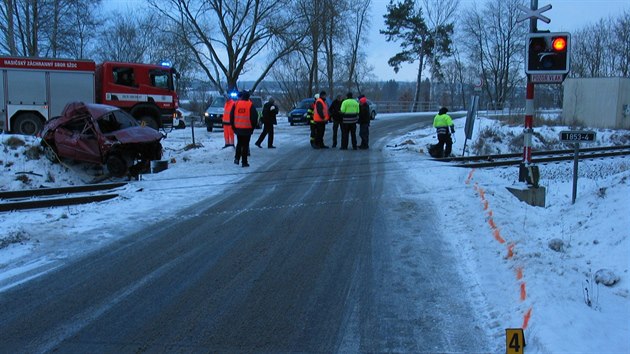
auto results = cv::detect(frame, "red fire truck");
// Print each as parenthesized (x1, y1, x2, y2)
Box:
(0, 56, 179, 135)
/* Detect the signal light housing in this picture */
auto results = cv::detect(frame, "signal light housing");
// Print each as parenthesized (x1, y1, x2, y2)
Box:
(525, 32, 571, 75)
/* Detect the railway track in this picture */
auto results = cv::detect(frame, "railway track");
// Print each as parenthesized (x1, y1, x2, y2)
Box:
(434, 145, 630, 168)
(0, 182, 127, 212)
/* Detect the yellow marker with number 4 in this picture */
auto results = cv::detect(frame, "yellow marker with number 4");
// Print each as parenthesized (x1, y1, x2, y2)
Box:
(506, 328, 525, 354)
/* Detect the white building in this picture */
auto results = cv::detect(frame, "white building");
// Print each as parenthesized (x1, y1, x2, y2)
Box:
(562, 77, 630, 129)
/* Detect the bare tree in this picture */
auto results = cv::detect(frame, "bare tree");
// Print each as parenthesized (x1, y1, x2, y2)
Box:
(461, 0, 526, 109)
(344, 0, 371, 92)
(94, 11, 156, 63)
(1, 0, 102, 58)
(38, 0, 102, 58)
(149, 0, 304, 94)
(0, 0, 18, 54)
(8, 0, 41, 56)
(321, 0, 347, 96)
(614, 11, 630, 77)
(64, 0, 102, 59)
(571, 12, 630, 78)
(571, 19, 614, 77)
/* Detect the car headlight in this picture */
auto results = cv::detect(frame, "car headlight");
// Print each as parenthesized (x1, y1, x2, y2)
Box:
(204, 112, 209, 117)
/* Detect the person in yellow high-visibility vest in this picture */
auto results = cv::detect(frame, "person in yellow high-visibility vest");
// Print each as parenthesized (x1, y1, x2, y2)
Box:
(432, 107, 455, 157)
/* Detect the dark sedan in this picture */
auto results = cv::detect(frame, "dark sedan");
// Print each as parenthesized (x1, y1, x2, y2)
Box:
(40, 102, 163, 178)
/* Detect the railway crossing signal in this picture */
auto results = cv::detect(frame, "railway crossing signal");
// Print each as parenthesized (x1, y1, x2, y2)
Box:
(526, 32, 571, 81)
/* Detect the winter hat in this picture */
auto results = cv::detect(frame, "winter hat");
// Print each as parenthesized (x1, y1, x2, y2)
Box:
(359, 97, 367, 104)
(314, 93, 320, 99)
(439, 107, 448, 115)
(346, 92, 353, 99)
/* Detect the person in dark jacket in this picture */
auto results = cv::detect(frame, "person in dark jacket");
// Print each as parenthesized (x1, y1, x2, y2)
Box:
(230, 91, 258, 167)
(255, 97, 279, 148)
(328, 94, 343, 148)
(308, 93, 318, 148)
(358, 95, 370, 149)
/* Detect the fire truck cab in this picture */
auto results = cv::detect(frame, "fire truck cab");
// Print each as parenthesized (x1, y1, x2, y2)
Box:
(96, 62, 179, 130)
(0, 56, 178, 135)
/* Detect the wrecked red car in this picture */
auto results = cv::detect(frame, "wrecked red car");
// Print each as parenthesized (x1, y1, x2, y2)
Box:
(40, 102, 163, 177)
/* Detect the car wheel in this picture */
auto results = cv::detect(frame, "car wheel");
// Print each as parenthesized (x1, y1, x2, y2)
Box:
(207, 124, 213, 132)
(371, 111, 376, 120)
(290, 122, 294, 126)
(106, 155, 129, 177)
(13, 113, 43, 135)
(176, 120, 186, 129)
(139, 115, 159, 130)
(41, 140, 58, 163)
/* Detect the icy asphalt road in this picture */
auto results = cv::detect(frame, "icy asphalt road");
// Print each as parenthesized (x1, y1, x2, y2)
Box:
(0, 115, 492, 352)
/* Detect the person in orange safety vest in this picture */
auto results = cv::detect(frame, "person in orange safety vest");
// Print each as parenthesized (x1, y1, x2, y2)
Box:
(222, 91, 238, 148)
(312, 91, 330, 149)
(230, 91, 258, 167)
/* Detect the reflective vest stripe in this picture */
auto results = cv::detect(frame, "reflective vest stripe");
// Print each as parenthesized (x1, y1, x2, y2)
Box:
(234, 101, 253, 129)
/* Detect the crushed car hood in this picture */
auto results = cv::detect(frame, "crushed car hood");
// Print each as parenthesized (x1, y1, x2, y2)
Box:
(108, 127, 163, 143)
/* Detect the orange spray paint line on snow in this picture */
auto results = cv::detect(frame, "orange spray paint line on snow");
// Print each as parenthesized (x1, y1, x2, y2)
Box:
(516, 267, 523, 280)
(506, 243, 514, 259)
(466, 169, 476, 184)
(522, 308, 533, 329)
(488, 218, 497, 230)
(493, 229, 505, 244)
(520, 282, 527, 301)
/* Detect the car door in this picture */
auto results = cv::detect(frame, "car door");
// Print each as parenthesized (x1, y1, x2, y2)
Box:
(54, 115, 102, 164)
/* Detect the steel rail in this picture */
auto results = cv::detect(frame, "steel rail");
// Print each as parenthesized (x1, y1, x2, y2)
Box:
(0, 182, 126, 200)
(0, 194, 119, 212)
(434, 145, 630, 163)
(453, 149, 630, 168)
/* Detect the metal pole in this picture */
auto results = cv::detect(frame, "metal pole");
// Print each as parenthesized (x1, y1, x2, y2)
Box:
(191, 116, 196, 145)
(523, 83, 534, 164)
(572, 143, 579, 204)
(520, 0, 538, 183)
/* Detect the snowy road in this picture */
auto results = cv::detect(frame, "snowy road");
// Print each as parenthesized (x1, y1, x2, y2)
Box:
(0, 115, 491, 352)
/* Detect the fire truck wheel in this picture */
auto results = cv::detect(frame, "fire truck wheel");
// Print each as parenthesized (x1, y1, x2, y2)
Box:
(106, 155, 129, 177)
(139, 116, 159, 130)
(206, 125, 213, 132)
(14, 113, 43, 136)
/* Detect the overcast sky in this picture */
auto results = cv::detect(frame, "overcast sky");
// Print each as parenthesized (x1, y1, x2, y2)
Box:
(106, 0, 630, 81)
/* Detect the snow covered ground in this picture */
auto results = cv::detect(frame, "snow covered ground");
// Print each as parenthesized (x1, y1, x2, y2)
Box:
(1, 114, 628, 353)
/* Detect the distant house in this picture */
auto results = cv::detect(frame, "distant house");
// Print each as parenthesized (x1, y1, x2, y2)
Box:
(562, 77, 630, 129)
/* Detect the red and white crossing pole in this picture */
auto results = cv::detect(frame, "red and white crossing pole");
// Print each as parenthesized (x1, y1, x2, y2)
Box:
(523, 82, 534, 164)
(519, 0, 539, 186)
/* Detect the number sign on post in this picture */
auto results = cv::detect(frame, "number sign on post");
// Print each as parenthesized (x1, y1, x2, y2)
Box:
(559, 130, 597, 204)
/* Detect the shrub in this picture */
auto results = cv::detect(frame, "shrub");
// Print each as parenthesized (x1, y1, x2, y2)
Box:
(4, 136, 26, 149)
